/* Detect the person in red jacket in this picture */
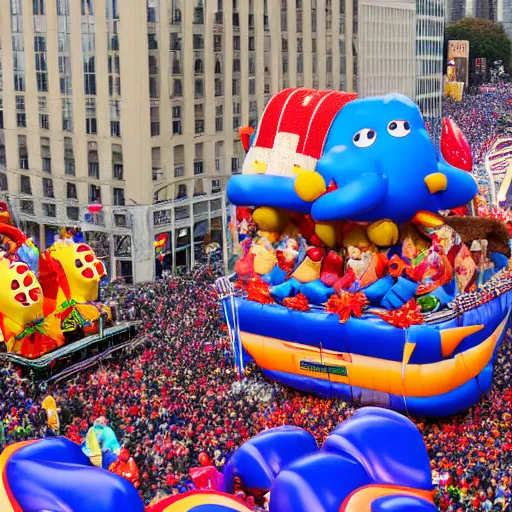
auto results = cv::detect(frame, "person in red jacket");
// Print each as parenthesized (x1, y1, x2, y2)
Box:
(108, 447, 140, 489)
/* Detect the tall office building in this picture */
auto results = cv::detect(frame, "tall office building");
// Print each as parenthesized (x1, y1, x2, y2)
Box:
(416, 0, 445, 149)
(356, 0, 417, 98)
(0, 0, 353, 282)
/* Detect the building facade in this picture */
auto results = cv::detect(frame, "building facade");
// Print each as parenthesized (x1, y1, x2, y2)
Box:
(356, 0, 417, 98)
(0, 0, 354, 282)
(416, 0, 445, 149)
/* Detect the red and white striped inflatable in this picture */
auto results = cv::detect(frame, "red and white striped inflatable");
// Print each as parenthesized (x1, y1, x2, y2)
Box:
(243, 88, 357, 177)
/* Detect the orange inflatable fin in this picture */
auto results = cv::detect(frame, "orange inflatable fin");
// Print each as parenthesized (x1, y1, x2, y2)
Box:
(239, 126, 255, 153)
(440, 324, 484, 357)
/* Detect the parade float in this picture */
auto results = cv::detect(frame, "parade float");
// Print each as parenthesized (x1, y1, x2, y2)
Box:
(0, 407, 438, 512)
(0, 205, 135, 376)
(216, 88, 512, 418)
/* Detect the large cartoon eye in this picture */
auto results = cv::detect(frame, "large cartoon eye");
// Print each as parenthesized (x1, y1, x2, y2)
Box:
(387, 120, 411, 138)
(353, 128, 377, 148)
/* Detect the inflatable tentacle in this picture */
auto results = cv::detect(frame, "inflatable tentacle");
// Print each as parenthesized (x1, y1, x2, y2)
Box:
(311, 174, 389, 222)
(434, 159, 478, 210)
(227, 174, 312, 213)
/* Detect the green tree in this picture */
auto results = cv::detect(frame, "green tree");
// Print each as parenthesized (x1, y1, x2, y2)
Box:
(445, 17, 512, 69)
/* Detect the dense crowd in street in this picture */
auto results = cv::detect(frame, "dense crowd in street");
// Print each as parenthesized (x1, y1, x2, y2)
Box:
(2, 86, 512, 511)
(443, 83, 512, 173)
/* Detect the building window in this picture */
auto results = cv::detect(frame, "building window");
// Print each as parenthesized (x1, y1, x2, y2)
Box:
(194, 58, 204, 74)
(176, 184, 187, 199)
(233, 36, 240, 51)
(173, 79, 182, 97)
(16, 95, 26, 127)
(88, 141, 99, 178)
(194, 161, 204, 175)
(150, 105, 160, 136)
(173, 120, 182, 135)
(195, 119, 204, 134)
(67, 182, 77, 200)
(215, 116, 223, 132)
(194, 5, 204, 24)
(249, 78, 256, 95)
(149, 76, 159, 98)
(42, 203, 56, 217)
(194, 79, 204, 99)
(81, 0, 94, 15)
(42, 177, 54, 198)
(215, 78, 224, 97)
(89, 183, 101, 203)
(41, 137, 51, 173)
(20, 175, 32, 195)
(170, 33, 182, 51)
(212, 179, 220, 192)
(33, 0, 46, 15)
(110, 99, 121, 137)
(249, 37, 255, 51)
(85, 97, 97, 134)
(12, 1, 26, 93)
(231, 157, 240, 174)
(148, 34, 158, 50)
(0, 173, 8, 191)
(233, 58, 240, 72)
(20, 200, 34, 215)
(113, 187, 125, 205)
(64, 136, 75, 176)
(232, 78, 240, 96)
(38, 96, 49, 129)
(18, 135, 29, 169)
(67, 206, 79, 221)
(214, 35, 222, 52)
(151, 147, 161, 180)
(62, 98, 73, 131)
(193, 35, 204, 50)
(112, 144, 123, 179)
(34, 36, 48, 92)
(174, 166, 184, 178)
(0, 99, 3, 129)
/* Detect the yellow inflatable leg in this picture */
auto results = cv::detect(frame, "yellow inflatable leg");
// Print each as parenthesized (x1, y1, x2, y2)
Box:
(294, 171, 327, 202)
(253, 207, 290, 233)
(315, 223, 337, 248)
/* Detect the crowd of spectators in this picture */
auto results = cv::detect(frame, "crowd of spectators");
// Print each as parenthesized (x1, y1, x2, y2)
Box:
(443, 83, 512, 174)
(2, 87, 512, 511)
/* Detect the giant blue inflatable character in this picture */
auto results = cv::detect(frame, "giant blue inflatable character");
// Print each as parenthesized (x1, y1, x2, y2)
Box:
(227, 89, 477, 230)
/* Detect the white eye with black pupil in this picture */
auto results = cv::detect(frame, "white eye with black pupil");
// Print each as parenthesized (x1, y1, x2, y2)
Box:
(353, 128, 377, 148)
(387, 120, 411, 138)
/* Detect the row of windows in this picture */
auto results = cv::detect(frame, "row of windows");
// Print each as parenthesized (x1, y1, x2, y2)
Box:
(13, 173, 125, 206)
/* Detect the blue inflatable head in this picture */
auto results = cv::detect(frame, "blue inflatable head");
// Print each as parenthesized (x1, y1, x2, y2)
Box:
(312, 93, 477, 223)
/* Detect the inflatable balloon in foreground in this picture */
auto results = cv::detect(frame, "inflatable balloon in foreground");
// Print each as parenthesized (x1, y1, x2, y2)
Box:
(1, 408, 438, 512)
(221, 88, 512, 417)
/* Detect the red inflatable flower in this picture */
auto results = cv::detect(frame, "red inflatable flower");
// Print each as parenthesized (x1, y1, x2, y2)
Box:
(282, 293, 310, 312)
(374, 300, 424, 328)
(325, 291, 368, 323)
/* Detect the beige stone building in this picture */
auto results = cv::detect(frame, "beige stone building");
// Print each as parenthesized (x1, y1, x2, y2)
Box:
(0, 0, 354, 282)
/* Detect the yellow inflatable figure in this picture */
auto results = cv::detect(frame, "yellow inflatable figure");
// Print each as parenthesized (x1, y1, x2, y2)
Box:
(0, 254, 43, 352)
(48, 242, 105, 304)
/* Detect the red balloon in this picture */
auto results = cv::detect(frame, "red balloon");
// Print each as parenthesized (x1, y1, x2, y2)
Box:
(440, 118, 473, 172)
(198, 452, 210, 466)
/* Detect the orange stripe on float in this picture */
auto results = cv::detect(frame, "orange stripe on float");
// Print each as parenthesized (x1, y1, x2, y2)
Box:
(340, 484, 435, 512)
(0, 440, 39, 512)
(240, 312, 508, 398)
(159, 492, 252, 512)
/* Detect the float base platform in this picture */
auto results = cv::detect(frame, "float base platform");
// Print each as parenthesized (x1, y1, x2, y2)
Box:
(1, 322, 138, 380)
